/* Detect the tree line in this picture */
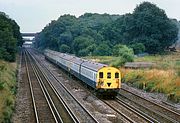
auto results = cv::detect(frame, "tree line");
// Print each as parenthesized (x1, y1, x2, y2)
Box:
(0, 12, 22, 62)
(34, 2, 179, 57)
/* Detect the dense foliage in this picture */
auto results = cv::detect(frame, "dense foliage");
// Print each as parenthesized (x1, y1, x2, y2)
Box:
(0, 12, 22, 62)
(35, 2, 178, 56)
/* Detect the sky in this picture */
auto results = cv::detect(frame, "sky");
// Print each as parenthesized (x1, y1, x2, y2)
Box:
(0, 0, 179, 32)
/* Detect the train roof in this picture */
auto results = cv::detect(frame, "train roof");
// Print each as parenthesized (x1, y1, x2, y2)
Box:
(61, 53, 74, 60)
(70, 57, 85, 65)
(82, 61, 107, 72)
(45, 49, 107, 70)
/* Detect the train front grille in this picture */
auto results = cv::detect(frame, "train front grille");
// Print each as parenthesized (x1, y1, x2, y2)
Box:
(107, 83, 111, 87)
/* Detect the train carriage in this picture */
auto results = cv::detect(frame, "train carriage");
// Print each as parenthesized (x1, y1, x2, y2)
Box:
(80, 61, 106, 89)
(44, 49, 121, 96)
(69, 57, 83, 78)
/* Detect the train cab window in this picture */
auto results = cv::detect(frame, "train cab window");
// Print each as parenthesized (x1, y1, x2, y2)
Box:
(115, 72, 119, 78)
(107, 72, 111, 79)
(99, 72, 103, 78)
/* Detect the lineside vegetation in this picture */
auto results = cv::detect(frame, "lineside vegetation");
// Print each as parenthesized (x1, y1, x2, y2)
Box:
(0, 60, 17, 122)
(0, 11, 21, 122)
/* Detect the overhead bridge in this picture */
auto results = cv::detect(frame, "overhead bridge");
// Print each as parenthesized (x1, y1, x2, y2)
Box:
(21, 33, 37, 37)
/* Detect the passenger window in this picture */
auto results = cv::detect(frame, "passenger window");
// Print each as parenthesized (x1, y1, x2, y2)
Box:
(107, 72, 111, 79)
(115, 72, 119, 78)
(99, 72, 103, 78)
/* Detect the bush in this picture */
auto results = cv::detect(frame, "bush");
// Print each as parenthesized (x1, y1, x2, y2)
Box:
(110, 57, 125, 67)
(111, 44, 134, 66)
(59, 44, 70, 53)
(78, 49, 89, 56)
(3, 107, 13, 123)
(168, 92, 180, 103)
(93, 43, 111, 56)
(0, 82, 5, 90)
(2, 97, 14, 123)
(130, 43, 145, 54)
(112, 44, 134, 59)
(0, 64, 6, 71)
(145, 82, 156, 92)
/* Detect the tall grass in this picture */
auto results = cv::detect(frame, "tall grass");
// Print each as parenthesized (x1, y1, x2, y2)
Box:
(123, 69, 180, 103)
(0, 60, 17, 122)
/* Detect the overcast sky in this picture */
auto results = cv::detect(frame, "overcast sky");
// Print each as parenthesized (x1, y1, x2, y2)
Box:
(0, 0, 179, 32)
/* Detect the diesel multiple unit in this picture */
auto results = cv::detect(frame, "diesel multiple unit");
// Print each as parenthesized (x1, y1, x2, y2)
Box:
(44, 49, 121, 96)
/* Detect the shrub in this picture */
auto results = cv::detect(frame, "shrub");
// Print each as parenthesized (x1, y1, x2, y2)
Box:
(110, 57, 125, 67)
(145, 82, 156, 92)
(130, 43, 145, 54)
(0, 64, 6, 71)
(168, 92, 180, 103)
(59, 44, 70, 53)
(112, 44, 134, 66)
(93, 43, 111, 56)
(3, 107, 13, 123)
(78, 49, 89, 56)
(0, 82, 5, 90)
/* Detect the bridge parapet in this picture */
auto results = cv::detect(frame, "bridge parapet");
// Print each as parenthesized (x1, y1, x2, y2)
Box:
(21, 33, 37, 37)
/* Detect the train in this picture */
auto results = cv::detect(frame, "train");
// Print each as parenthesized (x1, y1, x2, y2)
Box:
(44, 49, 121, 96)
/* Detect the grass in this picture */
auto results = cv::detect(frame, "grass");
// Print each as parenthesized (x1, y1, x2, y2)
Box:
(84, 52, 180, 103)
(123, 52, 180, 103)
(135, 52, 180, 70)
(123, 69, 180, 102)
(0, 60, 17, 122)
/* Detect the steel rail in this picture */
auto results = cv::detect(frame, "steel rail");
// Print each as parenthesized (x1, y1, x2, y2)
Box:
(102, 100, 135, 123)
(27, 49, 99, 123)
(25, 50, 58, 123)
(27, 50, 78, 123)
(121, 88, 180, 116)
(29, 57, 62, 123)
(24, 50, 39, 123)
(116, 97, 159, 123)
(119, 89, 179, 123)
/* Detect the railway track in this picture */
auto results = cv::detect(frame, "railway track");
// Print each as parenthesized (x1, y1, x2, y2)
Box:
(20, 50, 36, 122)
(119, 88, 180, 123)
(101, 96, 159, 123)
(24, 50, 58, 122)
(26, 49, 99, 123)
(102, 100, 145, 123)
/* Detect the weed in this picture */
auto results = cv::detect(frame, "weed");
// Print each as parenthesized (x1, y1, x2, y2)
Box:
(145, 82, 156, 92)
(168, 92, 180, 103)
(0, 82, 5, 90)
(3, 107, 13, 123)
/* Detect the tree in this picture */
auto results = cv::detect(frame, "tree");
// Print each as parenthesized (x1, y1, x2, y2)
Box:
(130, 2, 178, 53)
(0, 12, 22, 62)
(72, 36, 94, 55)
(130, 43, 145, 54)
(59, 44, 70, 53)
(78, 49, 89, 56)
(35, 3, 178, 55)
(112, 44, 134, 62)
(94, 43, 111, 56)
